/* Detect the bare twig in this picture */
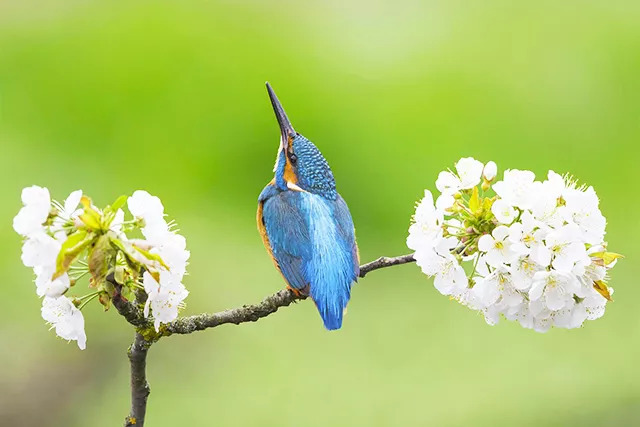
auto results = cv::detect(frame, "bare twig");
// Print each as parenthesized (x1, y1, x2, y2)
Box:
(109, 272, 149, 329)
(124, 333, 151, 427)
(165, 288, 304, 335)
(112, 294, 148, 328)
(358, 254, 415, 278)
(165, 253, 415, 336)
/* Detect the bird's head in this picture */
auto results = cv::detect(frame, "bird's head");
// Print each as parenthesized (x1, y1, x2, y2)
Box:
(266, 83, 337, 200)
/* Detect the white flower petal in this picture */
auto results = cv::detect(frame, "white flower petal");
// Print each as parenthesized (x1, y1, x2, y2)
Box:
(435, 171, 461, 194)
(545, 286, 568, 311)
(41, 296, 87, 350)
(530, 242, 551, 267)
(473, 275, 500, 306)
(110, 209, 125, 233)
(529, 278, 545, 301)
(142, 270, 189, 331)
(13, 206, 49, 237)
(483, 161, 497, 181)
(128, 190, 165, 230)
(484, 250, 505, 268)
(21, 233, 60, 269)
(22, 185, 50, 207)
(435, 193, 455, 211)
(492, 169, 538, 209)
(62, 190, 83, 217)
(492, 225, 510, 241)
(455, 157, 484, 189)
(478, 234, 493, 252)
(491, 200, 516, 224)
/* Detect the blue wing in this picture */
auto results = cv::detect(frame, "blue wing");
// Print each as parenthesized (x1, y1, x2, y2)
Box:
(259, 185, 311, 292)
(333, 194, 360, 279)
(259, 185, 359, 330)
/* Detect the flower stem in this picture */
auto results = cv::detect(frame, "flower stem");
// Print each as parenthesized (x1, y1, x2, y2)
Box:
(445, 224, 466, 231)
(470, 254, 481, 278)
(69, 270, 90, 282)
(77, 291, 101, 310)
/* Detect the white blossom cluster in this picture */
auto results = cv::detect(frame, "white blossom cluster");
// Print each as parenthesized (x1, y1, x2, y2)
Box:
(14, 187, 87, 349)
(13, 187, 190, 349)
(407, 158, 619, 332)
(127, 191, 190, 332)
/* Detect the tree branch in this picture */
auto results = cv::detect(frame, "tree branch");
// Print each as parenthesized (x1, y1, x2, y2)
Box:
(112, 293, 148, 328)
(116, 253, 415, 426)
(165, 288, 304, 335)
(124, 333, 151, 427)
(358, 253, 416, 278)
(164, 253, 415, 336)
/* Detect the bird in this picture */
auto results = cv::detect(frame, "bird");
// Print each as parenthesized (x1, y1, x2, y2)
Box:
(257, 83, 359, 330)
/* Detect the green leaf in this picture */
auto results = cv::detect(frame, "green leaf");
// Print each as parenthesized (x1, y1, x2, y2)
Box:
(88, 234, 116, 289)
(110, 236, 168, 271)
(102, 277, 116, 297)
(590, 252, 624, 266)
(102, 195, 127, 228)
(78, 195, 104, 231)
(593, 280, 613, 301)
(79, 210, 101, 230)
(53, 230, 94, 279)
(110, 237, 142, 268)
(98, 291, 112, 311)
(102, 211, 116, 229)
(469, 186, 480, 213)
(120, 284, 136, 302)
(114, 265, 125, 285)
(110, 195, 127, 212)
(133, 246, 169, 270)
(482, 197, 494, 211)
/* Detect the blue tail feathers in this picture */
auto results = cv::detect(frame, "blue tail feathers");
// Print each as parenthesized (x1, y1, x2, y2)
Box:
(304, 194, 358, 330)
(311, 284, 351, 330)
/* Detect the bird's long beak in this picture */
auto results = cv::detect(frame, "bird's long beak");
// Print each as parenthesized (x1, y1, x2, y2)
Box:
(266, 82, 296, 147)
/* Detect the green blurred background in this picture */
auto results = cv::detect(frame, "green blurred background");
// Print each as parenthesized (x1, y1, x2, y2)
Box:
(1, 1, 639, 426)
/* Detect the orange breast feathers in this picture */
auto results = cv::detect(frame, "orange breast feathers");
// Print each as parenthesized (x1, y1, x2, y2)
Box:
(283, 149, 297, 184)
(257, 201, 277, 267)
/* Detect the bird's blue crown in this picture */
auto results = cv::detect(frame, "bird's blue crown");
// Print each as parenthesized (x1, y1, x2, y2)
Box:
(275, 134, 337, 200)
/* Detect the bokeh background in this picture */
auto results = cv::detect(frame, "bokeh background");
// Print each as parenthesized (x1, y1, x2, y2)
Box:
(1, 1, 639, 426)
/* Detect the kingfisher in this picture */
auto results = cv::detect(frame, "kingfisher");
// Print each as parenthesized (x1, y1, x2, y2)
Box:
(257, 83, 359, 330)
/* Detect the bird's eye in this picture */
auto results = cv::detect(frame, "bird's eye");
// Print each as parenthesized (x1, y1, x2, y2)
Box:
(288, 152, 298, 165)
